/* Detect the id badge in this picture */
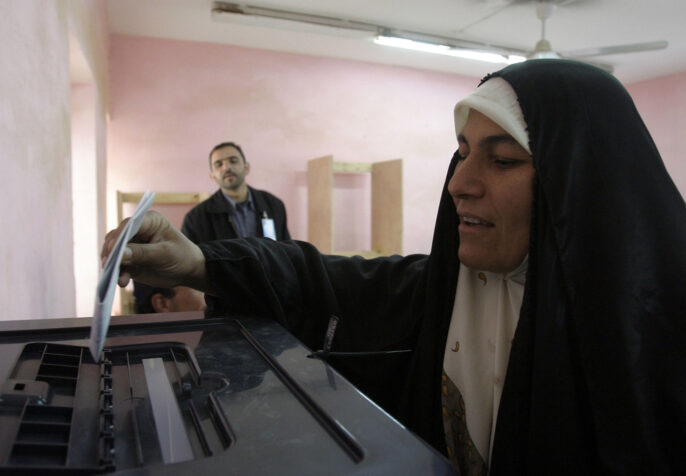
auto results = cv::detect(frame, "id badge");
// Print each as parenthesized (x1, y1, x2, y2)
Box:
(261, 217, 276, 240)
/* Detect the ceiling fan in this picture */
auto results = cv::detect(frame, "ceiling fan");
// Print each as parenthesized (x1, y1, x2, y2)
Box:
(515, 0, 668, 71)
(211, 1, 668, 71)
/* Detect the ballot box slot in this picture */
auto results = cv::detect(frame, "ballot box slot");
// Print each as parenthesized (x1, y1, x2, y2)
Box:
(170, 346, 196, 396)
(187, 399, 213, 456)
(23, 403, 73, 422)
(42, 353, 81, 366)
(207, 391, 235, 449)
(110, 345, 192, 468)
(106, 343, 231, 469)
(142, 357, 195, 464)
(75, 349, 115, 471)
(234, 320, 366, 464)
(8, 441, 69, 466)
(16, 421, 71, 443)
(124, 351, 146, 467)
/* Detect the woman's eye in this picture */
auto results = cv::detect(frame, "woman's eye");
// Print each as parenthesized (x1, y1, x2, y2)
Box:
(493, 157, 519, 168)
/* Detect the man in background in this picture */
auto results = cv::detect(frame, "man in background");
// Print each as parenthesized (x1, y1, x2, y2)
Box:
(182, 142, 290, 243)
(133, 282, 206, 314)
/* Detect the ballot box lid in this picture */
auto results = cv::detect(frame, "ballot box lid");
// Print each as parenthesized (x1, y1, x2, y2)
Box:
(0, 314, 455, 475)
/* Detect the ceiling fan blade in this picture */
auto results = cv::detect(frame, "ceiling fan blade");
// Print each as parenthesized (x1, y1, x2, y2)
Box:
(561, 40, 668, 58)
(565, 57, 615, 73)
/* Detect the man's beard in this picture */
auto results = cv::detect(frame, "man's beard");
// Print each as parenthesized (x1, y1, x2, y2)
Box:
(223, 173, 244, 190)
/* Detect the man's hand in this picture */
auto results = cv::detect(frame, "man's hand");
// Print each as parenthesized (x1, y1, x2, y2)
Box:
(101, 210, 213, 293)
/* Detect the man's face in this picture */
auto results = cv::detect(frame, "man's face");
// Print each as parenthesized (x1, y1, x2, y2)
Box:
(209, 145, 250, 191)
(168, 286, 206, 312)
(448, 109, 535, 273)
(150, 286, 206, 313)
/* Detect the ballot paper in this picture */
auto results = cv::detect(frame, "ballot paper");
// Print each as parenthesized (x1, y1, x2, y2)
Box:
(89, 191, 156, 361)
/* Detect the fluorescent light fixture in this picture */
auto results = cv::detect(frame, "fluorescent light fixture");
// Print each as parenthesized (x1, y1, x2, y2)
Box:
(374, 36, 451, 54)
(212, 1, 378, 38)
(505, 55, 527, 64)
(211, 2, 530, 65)
(375, 35, 526, 65)
(446, 49, 512, 64)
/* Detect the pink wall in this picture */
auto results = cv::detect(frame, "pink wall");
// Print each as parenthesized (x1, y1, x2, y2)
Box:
(108, 35, 477, 255)
(0, 1, 74, 320)
(0, 1, 108, 321)
(108, 35, 686, 260)
(628, 71, 686, 198)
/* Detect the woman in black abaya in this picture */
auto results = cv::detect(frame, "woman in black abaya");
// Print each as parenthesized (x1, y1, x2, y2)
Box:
(104, 59, 686, 475)
(480, 60, 686, 474)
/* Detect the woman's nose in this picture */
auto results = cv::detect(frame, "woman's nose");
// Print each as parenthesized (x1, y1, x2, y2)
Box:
(448, 157, 484, 199)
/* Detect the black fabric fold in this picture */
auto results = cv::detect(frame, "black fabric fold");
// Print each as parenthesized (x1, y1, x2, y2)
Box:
(490, 59, 686, 475)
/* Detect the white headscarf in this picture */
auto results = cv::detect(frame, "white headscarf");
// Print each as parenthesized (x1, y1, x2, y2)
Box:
(443, 77, 530, 464)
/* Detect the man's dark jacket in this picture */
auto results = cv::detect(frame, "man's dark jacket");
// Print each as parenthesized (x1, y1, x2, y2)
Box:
(181, 187, 290, 243)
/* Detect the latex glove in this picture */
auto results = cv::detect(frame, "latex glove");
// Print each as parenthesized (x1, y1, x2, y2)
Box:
(100, 210, 213, 294)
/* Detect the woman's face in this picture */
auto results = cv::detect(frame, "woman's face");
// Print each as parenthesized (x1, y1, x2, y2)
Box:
(448, 109, 535, 273)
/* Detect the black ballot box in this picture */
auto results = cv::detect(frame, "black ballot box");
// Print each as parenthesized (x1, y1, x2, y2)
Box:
(0, 313, 455, 475)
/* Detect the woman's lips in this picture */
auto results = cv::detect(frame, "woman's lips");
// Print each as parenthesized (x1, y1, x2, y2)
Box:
(459, 213, 493, 225)
(458, 214, 494, 232)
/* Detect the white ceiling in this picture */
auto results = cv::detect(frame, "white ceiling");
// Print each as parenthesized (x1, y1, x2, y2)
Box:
(106, 0, 686, 84)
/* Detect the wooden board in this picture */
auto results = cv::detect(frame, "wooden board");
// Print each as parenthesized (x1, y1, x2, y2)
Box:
(307, 156, 334, 253)
(372, 159, 403, 255)
(307, 156, 403, 258)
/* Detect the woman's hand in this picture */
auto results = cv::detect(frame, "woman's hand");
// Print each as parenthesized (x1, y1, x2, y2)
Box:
(101, 210, 213, 294)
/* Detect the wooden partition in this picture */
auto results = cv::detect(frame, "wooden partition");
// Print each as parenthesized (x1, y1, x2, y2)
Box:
(116, 191, 211, 225)
(115, 191, 211, 314)
(307, 156, 402, 258)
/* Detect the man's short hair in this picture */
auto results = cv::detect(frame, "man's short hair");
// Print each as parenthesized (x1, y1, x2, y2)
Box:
(133, 281, 176, 314)
(208, 142, 246, 167)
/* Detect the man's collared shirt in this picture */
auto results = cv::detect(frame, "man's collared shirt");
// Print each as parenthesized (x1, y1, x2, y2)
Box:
(222, 190, 259, 238)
